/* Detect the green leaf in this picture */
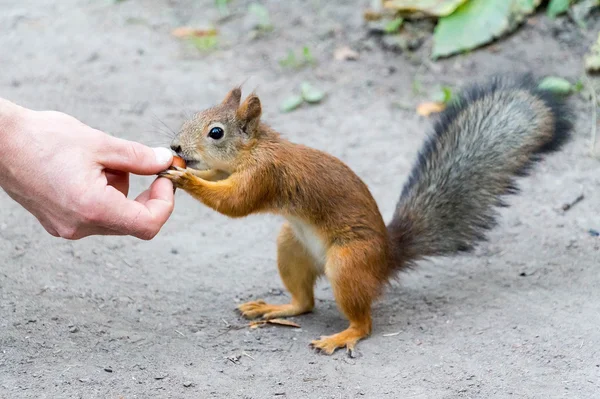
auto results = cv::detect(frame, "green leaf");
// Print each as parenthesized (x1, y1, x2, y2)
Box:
(300, 82, 326, 104)
(585, 32, 600, 73)
(280, 95, 304, 113)
(440, 86, 453, 104)
(547, 0, 571, 18)
(384, 17, 404, 33)
(383, 0, 469, 16)
(189, 35, 218, 52)
(432, 0, 542, 59)
(279, 50, 297, 68)
(248, 3, 273, 30)
(538, 76, 573, 95)
(302, 46, 315, 65)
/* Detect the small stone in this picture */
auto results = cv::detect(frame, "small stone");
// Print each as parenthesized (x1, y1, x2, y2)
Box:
(69, 326, 79, 333)
(104, 367, 113, 373)
(171, 248, 179, 255)
(86, 52, 99, 63)
(183, 381, 193, 387)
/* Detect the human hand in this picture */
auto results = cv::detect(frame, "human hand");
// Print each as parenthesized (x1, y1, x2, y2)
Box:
(0, 99, 175, 240)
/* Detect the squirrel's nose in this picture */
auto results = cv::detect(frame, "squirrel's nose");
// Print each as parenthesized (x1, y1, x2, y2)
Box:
(170, 143, 182, 155)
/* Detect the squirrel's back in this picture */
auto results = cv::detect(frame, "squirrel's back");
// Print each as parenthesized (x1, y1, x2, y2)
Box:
(388, 75, 573, 267)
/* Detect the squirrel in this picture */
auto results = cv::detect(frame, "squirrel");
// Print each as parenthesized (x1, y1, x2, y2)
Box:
(160, 74, 572, 356)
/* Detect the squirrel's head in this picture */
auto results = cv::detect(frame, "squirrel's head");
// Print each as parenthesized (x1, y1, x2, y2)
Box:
(170, 87, 262, 172)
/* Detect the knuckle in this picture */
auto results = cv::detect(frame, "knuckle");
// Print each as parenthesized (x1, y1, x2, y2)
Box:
(137, 227, 158, 241)
(56, 225, 79, 240)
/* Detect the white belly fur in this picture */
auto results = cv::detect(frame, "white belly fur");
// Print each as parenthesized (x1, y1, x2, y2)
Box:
(286, 217, 327, 268)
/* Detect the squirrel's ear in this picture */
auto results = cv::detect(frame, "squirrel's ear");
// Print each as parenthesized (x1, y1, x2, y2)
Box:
(221, 87, 242, 109)
(237, 94, 262, 134)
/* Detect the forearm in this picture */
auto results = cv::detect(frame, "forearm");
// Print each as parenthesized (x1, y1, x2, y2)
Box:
(164, 169, 264, 217)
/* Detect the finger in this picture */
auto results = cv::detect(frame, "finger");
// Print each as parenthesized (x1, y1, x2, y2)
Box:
(99, 177, 174, 240)
(99, 136, 173, 175)
(105, 170, 130, 196)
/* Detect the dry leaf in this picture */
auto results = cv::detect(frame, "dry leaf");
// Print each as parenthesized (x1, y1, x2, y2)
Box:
(334, 46, 359, 61)
(267, 318, 301, 328)
(363, 9, 383, 21)
(416, 101, 446, 116)
(171, 27, 217, 38)
(585, 33, 600, 73)
(249, 320, 265, 329)
(248, 319, 301, 329)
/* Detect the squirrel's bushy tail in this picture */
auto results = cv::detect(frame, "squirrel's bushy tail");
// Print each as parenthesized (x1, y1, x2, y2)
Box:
(388, 74, 573, 267)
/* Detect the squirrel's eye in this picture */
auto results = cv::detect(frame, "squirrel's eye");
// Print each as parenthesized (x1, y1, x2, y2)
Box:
(208, 127, 224, 140)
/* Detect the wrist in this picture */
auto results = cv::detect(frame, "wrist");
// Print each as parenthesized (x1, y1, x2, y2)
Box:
(0, 98, 23, 144)
(0, 98, 28, 186)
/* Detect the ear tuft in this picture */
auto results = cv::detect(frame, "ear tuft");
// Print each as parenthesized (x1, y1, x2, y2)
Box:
(237, 94, 262, 134)
(221, 87, 242, 109)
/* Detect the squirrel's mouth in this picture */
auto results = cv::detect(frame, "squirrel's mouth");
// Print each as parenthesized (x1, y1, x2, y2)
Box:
(182, 158, 209, 171)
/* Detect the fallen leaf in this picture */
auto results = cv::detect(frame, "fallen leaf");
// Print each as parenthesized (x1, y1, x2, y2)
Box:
(416, 101, 446, 116)
(249, 321, 263, 329)
(171, 27, 217, 38)
(334, 46, 359, 61)
(248, 319, 301, 329)
(432, 0, 542, 59)
(300, 82, 326, 104)
(547, 0, 570, 18)
(538, 76, 573, 96)
(433, 86, 454, 104)
(268, 319, 301, 328)
(248, 3, 273, 31)
(363, 9, 384, 21)
(384, 17, 404, 33)
(189, 35, 218, 51)
(585, 33, 600, 73)
(383, 0, 469, 17)
(280, 95, 304, 113)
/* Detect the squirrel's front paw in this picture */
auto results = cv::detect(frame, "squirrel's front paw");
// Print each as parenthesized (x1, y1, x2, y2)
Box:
(158, 166, 197, 189)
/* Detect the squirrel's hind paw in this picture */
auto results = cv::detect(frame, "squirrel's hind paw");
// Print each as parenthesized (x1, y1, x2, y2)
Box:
(310, 327, 367, 356)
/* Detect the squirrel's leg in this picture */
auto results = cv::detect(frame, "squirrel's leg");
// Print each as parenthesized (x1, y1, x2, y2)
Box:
(310, 244, 381, 356)
(238, 223, 319, 319)
(159, 168, 257, 218)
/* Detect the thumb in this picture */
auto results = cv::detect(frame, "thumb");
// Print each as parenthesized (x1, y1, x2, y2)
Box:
(99, 136, 173, 175)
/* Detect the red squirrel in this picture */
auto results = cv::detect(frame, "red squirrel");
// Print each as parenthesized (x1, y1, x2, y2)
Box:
(160, 75, 572, 355)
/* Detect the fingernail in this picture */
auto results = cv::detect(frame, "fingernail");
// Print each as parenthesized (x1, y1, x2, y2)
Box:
(153, 147, 173, 165)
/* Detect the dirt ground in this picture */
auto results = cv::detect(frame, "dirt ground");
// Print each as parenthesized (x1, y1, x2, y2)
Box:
(1, 1, 600, 398)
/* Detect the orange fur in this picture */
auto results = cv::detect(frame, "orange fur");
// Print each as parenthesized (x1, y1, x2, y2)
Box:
(162, 78, 573, 356)
(162, 88, 398, 356)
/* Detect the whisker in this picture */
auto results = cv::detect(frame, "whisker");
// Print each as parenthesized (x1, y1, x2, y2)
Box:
(150, 112, 178, 138)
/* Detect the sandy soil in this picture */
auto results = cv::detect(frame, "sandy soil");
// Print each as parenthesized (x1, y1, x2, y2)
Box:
(1, 1, 599, 398)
